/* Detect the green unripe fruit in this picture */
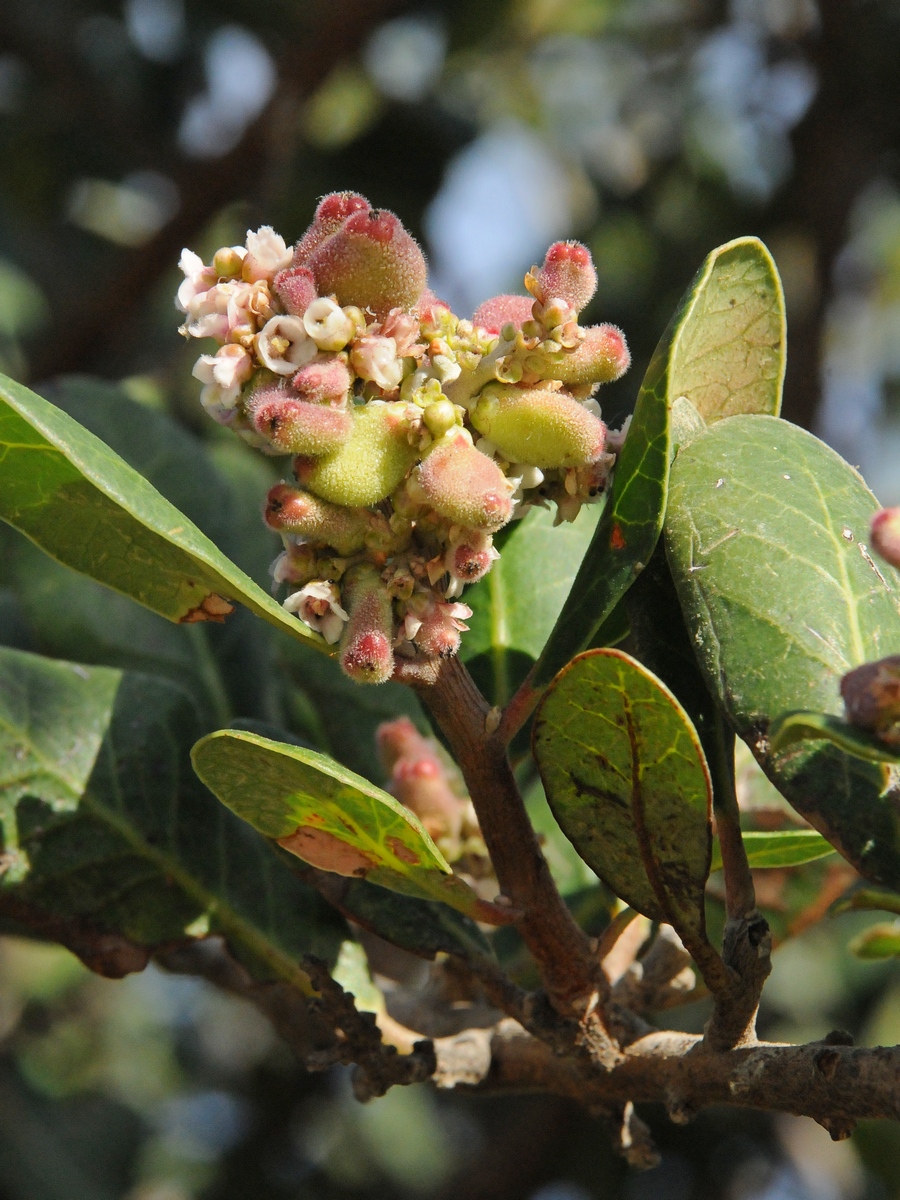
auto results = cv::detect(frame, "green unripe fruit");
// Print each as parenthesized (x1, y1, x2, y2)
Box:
(423, 399, 458, 438)
(550, 324, 630, 386)
(471, 385, 606, 468)
(294, 402, 418, 507)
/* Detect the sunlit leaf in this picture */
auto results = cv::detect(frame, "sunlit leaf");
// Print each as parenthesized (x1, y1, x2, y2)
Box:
(191, 730, 507, 923)
(666, 414, 900, 888)
(533, 648, 712, 938)
(710, 830, 835, 873)
(531, 237, 784, 693)
(0, 373, 327, 650)
(769, 711, 900, 764)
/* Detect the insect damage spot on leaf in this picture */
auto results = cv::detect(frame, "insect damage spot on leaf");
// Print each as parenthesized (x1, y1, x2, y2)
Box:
(180, 594, 235, 623)
(278, 826, 377, 877)
(387, 837, 420, 865)
(610, 524, 627, 550)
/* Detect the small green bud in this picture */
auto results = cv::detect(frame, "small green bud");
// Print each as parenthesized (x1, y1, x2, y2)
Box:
(294, 402, 419, 507)
(423, 399, 458, 438)
(471, 385, 606, 468)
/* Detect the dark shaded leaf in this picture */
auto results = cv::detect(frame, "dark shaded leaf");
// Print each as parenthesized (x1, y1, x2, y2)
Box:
(0, 646, 345, 979)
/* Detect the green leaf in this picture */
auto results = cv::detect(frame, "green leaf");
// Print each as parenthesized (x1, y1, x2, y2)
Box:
(710, 830, 835, 873)
(462, 503, 602, 705)
(533, 648, 712, 937)
(832, 887, 900, 918)
(313, 874, 495, 961)
(663, 236, 785, 423)
(191, 729, 501, 923)
(665, 414, 900, 888)
(0, 372, 327, 650)
(0, 646, 345, 980)
(849, 921, 900, 960)
(770, 711, 900, 764)
(529, 236, 783, 692)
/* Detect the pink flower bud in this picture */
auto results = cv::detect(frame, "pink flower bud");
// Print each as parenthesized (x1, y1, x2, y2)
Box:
(410, 594, 472, 659)
(413, 430, 514, 533)
(530, 241, 597, 314)
(339, 565, 395, 684)
(274, 265, 317, 317)
(248, 388, 352, 455)
(293, 191, 372, 265)
(416, 289, 452, 324)
(472, 294, 534, 335)
(444, 530, 499, 585)
(291, 356, 352, 406)
(472, 385, 607, 468)
(871, 508, 900, 570)
(377, 717, 464, 841)
(307, 209, 427, 320)
(552, 324, 630, 386)
(264, 483, 372, 556)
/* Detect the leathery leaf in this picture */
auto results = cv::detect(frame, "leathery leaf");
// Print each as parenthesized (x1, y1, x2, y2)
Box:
(666, 414, 900, 888)
(531, 237, 784, 692)
(0, 373, 328, 650)
(533, 648, 713, 939)
(192, 730, 507, 924)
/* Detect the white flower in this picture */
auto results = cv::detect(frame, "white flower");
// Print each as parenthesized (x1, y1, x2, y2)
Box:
(192, 348, 251, 420)
(302, 297, 355, 352)
(244, 226, 292, 281)
(284, 581, 349, 644)
(181, 281, 242, 341)
(176, 248, 216, 313)
(350, 335, 404, 392)
(226, 279, 274, 336)
(256, 315, 317, 374)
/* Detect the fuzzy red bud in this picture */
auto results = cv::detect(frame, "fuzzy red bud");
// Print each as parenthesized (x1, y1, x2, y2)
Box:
(551, 324, 630, 386)
(472, 294, 534, 335)
(293, 192, 372, 266)
(273, 265, 317, 317)
(531, 241, 597, 314)
(339, 565, 395, 684)
(871, 508, 900, 571)
(291, 356, 352, 406)
(377, 717, 464, 841)
(264, 483, 373, 555)
(307, 208, 427, 319)
(248, 388, 352, 455)
(413, 431, 513, 533)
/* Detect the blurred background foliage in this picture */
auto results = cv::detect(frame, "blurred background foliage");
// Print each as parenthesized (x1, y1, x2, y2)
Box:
(2, 0, 900, 1196)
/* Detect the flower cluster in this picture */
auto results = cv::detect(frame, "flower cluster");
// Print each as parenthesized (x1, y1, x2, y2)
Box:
(178, 193, 630, 683)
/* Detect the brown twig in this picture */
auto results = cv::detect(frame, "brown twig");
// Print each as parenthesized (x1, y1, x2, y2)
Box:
(703, 716, 772, 1051)
(401, 656, 609, 1029)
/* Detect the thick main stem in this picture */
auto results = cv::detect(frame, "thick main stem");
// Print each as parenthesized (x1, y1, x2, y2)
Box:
(408, 656, 604, 1018)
